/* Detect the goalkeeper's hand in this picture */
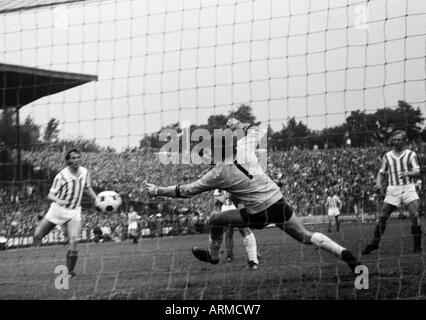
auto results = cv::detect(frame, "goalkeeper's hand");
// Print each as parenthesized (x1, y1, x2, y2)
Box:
(226, 118, 254, 134)
(226, 118, 244, 130)
(144, 182, 159, 197)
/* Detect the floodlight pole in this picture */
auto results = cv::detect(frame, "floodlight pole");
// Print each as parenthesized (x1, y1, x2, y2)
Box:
(16, 105, 22, 181)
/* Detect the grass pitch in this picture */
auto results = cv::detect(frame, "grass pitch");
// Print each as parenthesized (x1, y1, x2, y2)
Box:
(0, 220, 425, 300)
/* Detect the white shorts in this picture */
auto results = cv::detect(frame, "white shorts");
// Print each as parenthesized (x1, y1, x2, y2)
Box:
(384, 184, 419, 207)
(45, 202, 82, 226)
(328, 208, 340, 217)
(128, 222, 138, 231)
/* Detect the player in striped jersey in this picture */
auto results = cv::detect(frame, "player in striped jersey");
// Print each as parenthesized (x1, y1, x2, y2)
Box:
(326, 189, 342, 233)
(145, 119, 360, 274)
(214, 189, 259, 269)
(362, 130, 422, 255)
(128, 206, 141, 244)
(33, 149, 99, 277)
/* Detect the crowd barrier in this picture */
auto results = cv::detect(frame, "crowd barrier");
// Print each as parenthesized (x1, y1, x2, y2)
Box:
(0, 228, 93, 250)
(4, 212, 416, 251)
(0, 226, 177, 250)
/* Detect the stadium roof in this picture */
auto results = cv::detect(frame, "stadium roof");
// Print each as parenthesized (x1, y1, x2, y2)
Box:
(0, 63, 98, 108)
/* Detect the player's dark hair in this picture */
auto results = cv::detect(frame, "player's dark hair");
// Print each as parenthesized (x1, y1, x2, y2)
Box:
(65, 148, 81, 161)
(391, 130, 407, 140)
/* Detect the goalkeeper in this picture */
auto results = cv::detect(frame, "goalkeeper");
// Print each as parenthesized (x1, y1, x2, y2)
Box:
(145, 119, 360, 274)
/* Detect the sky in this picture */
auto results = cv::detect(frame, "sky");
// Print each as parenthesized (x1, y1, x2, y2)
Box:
(0, 0, 425, 150)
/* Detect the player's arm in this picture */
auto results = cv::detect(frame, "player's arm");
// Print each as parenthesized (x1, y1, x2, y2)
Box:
(85, 172, 100, 203)
(376, 156, 387, 191)
(399, 152, 420, 179)
(47, 174, 67, 206)
(337, 197, 342, 209)
(145, 167, 224, 198)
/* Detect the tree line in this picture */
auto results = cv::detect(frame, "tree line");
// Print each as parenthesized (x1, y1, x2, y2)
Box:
(0, 111, 103, 153)
(139, 100, 424, 150)
(0, 100, 424, 153)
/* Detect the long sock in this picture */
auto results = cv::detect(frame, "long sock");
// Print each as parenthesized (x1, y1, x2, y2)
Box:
(225, 230, 233, 257)
(411, 225, 422, 249)
(243, 233, 258, 264)
(372, 217, 388, 245)
(310, 232, 345, 257)
(66, 250, 78, 272)
(208, 236, 222, 261)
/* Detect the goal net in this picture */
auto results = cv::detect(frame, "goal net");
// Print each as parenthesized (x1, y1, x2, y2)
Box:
(0, 0, 425, 300)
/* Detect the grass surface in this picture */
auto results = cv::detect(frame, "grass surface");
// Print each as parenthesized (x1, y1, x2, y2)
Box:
(1, 220, 425, 300)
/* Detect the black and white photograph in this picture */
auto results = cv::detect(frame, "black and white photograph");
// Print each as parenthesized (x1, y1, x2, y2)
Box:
(0, 0, 425, 308)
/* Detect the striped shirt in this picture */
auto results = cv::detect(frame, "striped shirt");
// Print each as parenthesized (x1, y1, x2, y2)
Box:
(128, 211, 141, 225)
(49, 166, 90, 209)
(178, 126, 282, 214)
(326, 195, 341, 209)
(380, 149, 420, 186)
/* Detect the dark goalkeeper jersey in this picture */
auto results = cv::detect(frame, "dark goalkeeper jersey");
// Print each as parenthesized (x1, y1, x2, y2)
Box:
(177, 126, 282, 214)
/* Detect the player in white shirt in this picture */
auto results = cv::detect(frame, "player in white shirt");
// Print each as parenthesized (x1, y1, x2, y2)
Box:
(33, 149, 99, 277)
(128, 206, 141, 244)
(326, 189, 342, 233)
(362, 130, 422, 254)
(145, 118, 360, 274)
(214, 189, 259, 269)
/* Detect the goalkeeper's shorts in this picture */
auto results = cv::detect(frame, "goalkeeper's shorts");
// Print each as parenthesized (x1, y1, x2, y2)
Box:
(239, 198, 293, 229)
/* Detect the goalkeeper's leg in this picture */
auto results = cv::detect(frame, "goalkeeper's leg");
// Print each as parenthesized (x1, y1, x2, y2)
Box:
(224, 226, 234, 262)
(192, 209, 246, 264)
(279, 213, 360, 273)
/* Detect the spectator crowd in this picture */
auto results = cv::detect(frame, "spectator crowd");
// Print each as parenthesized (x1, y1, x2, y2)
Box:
(0, 143, 425, 240)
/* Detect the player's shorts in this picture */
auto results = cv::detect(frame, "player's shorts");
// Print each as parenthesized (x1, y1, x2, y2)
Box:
(328, 208, 340, 217)
(128, 222, 138, 230)
(45, 202, 82, 226)
(239, 198, 293, 229)
(128, 222, 138, 234)
(384, 184, 419, 207)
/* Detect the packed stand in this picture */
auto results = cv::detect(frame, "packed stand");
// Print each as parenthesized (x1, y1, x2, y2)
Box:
(0, 144, 424, 238)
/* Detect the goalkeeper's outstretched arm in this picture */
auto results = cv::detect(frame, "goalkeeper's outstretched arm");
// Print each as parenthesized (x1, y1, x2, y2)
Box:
(144, 166, 224, 199)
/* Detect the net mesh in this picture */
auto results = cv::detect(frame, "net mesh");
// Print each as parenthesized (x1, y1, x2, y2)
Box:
(0, 0, 425, 300)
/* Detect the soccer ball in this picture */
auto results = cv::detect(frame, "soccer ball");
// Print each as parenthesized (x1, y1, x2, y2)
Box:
(95, 191, 122, 213)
